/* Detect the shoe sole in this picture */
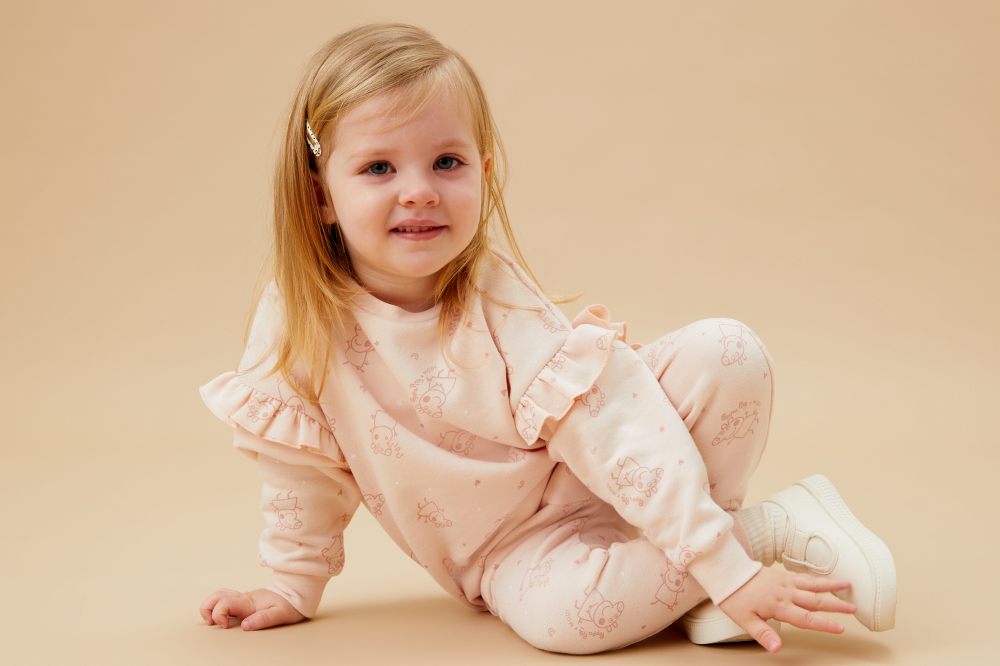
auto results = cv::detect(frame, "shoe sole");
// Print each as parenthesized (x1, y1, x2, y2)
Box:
(796, 474, 897, 631)
(680, 606, 781, 645)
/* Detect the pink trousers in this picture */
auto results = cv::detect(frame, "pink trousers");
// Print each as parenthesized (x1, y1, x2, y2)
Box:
(481, 317, 776, 654)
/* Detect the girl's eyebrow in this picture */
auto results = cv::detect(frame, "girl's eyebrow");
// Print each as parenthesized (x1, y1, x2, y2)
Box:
(348, 137, 474, 160)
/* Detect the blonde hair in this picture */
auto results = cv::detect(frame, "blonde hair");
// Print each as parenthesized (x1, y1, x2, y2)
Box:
(241, 21, 578, 404)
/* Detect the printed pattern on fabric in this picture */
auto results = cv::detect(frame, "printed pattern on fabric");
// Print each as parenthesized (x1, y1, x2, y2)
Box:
(345, 324, 375, 372)
(711, 399, 761, 446)
(519, 557, 553, 601)
(718, 322, 751, 367)
(410, 366, 458, 418)
(608, 456, 664, 507)
(417, 498, 454, 528)
(439, 429, 477, 457)
(322, 535, 345, 574)
(651, 546, 699, 610)
(580, 385, 605, 416)
(369, 410, 403, 458)
(271, 490, 304, 530)
(363, 492, 385, 516)
(565, 586, 626, 640)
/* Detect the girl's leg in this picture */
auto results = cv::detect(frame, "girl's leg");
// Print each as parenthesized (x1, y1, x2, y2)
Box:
(482, 496, 714, 654)
(481, 317, 777, 654)
(636, 317, 776, 516)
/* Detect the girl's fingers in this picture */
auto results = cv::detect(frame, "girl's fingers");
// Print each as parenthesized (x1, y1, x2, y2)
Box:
(792, 589, 858, 615)
(792, 573, 852, 593)
(741, 614, 783, 653)
(778, 604, 846, 635)
(199, 595, 220, 624)
(199, 589, 239, 624)
(211, 594, 254, 629)
(242, 605, 294, 631)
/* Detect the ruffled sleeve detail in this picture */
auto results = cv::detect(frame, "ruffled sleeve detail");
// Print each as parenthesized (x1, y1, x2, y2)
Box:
(514, 304, 634, 446)
(199, 371, 348, 468)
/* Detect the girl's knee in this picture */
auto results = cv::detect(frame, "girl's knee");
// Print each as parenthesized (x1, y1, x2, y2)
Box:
(684, 317, 774, 381)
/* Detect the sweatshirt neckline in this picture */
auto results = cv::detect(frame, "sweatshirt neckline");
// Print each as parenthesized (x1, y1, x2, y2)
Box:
(348, 279, 443, 322)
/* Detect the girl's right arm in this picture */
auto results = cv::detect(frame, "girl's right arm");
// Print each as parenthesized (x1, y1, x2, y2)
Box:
(200, 435, 363, 630)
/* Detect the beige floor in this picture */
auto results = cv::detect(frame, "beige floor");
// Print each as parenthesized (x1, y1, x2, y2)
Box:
(3, 1, 997, 664)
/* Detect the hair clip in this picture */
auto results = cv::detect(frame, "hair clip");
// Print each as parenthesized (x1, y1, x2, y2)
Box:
(305, 119, 322, 158)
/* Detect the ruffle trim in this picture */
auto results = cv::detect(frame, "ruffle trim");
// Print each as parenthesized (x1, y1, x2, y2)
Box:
(198, 371, 347, 467)
(513, 304, 636, 446)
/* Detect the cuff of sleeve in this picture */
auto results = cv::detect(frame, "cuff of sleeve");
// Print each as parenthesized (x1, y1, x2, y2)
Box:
(265, 571, 329, 619)
(685, 533, 763, 606)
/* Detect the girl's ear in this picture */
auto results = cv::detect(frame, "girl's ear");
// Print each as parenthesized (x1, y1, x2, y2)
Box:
(310, 170, 337, 225)
(482, 151, 492, 175)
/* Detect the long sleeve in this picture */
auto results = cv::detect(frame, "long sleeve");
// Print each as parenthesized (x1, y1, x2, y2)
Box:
(515, 305, 761, 605)
(198, 279, 362, 617)
(251, 440, 362, 618)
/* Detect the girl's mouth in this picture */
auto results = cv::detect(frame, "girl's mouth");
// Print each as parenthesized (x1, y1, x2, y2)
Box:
(391, 226, 445, 240)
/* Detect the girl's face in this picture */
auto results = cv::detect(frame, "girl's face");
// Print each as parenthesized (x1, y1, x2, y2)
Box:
(315, 88, 490, 312)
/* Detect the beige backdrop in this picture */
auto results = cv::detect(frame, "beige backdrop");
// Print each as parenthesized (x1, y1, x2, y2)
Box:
(2, 0, 996, 664)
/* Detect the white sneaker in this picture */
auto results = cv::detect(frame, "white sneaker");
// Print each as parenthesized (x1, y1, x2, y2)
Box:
(679, 599, 781, 645)
(763, 474, 897, 631)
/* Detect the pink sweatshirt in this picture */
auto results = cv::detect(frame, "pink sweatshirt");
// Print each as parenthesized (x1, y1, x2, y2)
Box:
(198, 249, 760, 618)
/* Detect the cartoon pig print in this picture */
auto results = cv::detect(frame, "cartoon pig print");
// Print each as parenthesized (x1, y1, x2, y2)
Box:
(274, 372, 309, 414)
(244, 393, 278, 424)
(321, 534, 345, 574)
(518, 557, 553, 601)
(546, 351, 567, 371)
(270, 490, 303, 531)
(344, 324, 374, 372)
(363, 492, 385, 517)
(718, 322, 755, 367)
(651, 547, 698, 609)
(711, 399, 761, 446)
(516, 403, 540, 444)
(595, 332, 615, 351)
(580, 384, 606, 417)
(644, 329, 684, 372)
(644, 338, 668, 371)
(409, 367, 457, 418)
(370, 410, 403, 458)
(417, 498, 453, 527)
(506, 446, 527, 463)
(609, 456, 664, 507)
(440, 429, 476, 457)
(565, 586, 625, 639)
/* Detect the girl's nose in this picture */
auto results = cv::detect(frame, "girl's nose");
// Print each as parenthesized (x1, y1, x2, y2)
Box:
(398, 171, 440, 207)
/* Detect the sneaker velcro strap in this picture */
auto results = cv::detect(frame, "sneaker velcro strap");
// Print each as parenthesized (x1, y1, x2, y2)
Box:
(781, 529, 837, 575)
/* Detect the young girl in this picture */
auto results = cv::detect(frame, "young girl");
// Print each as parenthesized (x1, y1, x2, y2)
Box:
(197, 22, 896, 655)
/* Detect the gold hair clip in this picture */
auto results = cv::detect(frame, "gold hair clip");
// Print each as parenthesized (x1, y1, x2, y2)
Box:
(305, 119, 322, 158)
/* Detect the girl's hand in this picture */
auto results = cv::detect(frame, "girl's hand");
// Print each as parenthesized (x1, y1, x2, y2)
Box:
(199, 587, 306, 631)
(718, 567, 857, 653)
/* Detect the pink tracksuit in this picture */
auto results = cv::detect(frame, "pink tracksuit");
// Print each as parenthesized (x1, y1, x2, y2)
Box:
(199, 249, 775, 653)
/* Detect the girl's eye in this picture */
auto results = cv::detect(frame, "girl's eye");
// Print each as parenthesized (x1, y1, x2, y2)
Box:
(366, 162, 391, 176)
(435, 156, 461, 170)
